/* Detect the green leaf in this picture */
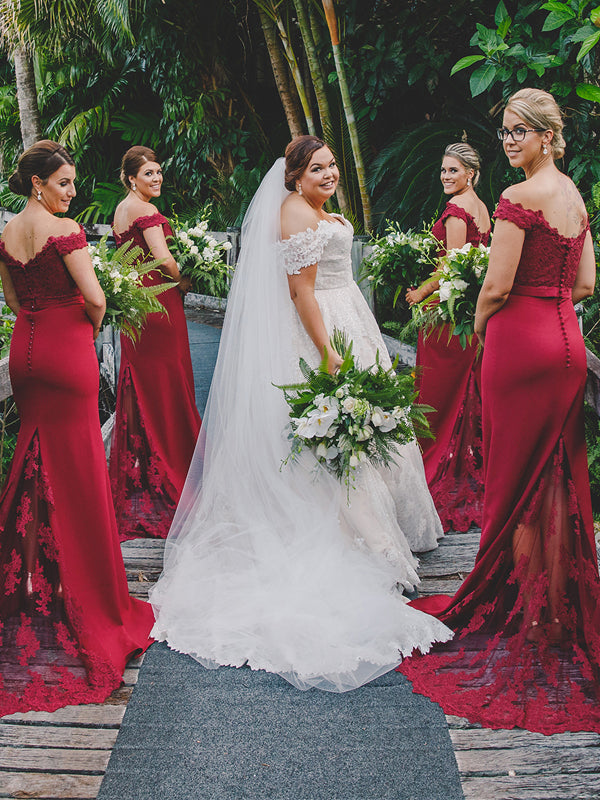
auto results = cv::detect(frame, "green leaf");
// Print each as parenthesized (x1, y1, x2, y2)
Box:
(450, 54, 485, 76)
(576, 82, 600, 102)
(543, 8, 577, 30)
(517, 66, 528, 82)
(591, 6, 600, 27)
(495, 0, 509, 26)
(469, 63, 498, 96)
(576, 29, 600, 61)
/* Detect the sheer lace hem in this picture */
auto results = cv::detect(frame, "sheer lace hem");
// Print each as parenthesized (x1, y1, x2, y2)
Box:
(428, 369, 483, 532)
(279, 220, 339, 275)
(399, 437, 600, 734)
(110, 366, 177, 541)
(0, 434, 122, 717)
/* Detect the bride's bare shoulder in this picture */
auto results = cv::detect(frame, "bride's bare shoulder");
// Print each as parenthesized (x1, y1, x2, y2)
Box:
(280, 195, 321, 240)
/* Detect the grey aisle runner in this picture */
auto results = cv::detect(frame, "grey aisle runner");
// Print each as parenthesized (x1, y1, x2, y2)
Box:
(98, 643, 463, 800)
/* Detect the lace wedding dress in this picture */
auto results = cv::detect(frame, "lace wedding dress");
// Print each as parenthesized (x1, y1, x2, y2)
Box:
(150, 159, 451, 692)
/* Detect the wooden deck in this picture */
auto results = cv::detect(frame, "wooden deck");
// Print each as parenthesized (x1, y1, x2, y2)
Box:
(2, 533, 599, 799)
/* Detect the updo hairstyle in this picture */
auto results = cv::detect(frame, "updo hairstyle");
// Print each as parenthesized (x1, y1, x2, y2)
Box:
(8, 140, 74, 197)
(284, 135, 327, 192)
(444, 142, 481, 187)
(505, 88, 565, 160)
(120, 145, 159, 190)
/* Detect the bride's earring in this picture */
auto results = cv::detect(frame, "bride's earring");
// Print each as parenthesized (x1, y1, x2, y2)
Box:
(467, 178, 471, 187)
(543, 145, 548, 155)
(131, 182, 137, 192)
(297, 183, 302, 196)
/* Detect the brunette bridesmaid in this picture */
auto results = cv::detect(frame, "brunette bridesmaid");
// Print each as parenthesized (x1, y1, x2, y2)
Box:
(406, 143, 490, 532)
(398, 89, 600, 735)
(0, 141, 154, 716)
(110, 146, 201, 541)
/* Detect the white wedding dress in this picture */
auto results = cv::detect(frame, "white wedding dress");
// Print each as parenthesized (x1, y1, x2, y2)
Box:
(150, 160, 451, 692)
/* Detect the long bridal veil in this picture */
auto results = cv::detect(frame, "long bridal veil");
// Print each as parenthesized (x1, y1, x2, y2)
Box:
(149, 159, 452, 691)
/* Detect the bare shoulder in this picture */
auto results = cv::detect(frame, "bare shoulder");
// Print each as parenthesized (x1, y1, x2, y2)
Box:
(281, 195, 321, 239)
(53, 216, 81, 236)
(114, 198, 158, 233)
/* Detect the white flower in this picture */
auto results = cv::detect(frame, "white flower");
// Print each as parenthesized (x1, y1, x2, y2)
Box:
(198, 220, 208, 233)
(358, 450, 368, 463)
(452, 278, 468, 292)
(190, 245, 199, 255)
(356, 425, 374, 441)
(314, 394, 339, 414)
(293, 416, 320, 439)
(306, 403, 338, 436)
(223, 241, 233, 251)
(349, 454, 359, 468)
(316, 442, 328, 459)
(342, 396, 356, 413)
(202, 247, 213, 259)
(438, 281, 452, 302)
(457, 243, 472, 255)
(371, 406, 397, 432)
(127, 270, 138, 281)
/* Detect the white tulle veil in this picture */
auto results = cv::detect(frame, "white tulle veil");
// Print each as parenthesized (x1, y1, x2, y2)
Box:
(149, 158, 452, 691)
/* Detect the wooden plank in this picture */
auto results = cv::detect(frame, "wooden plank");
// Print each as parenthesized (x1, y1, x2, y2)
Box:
(450, 727, 600, 750)
(0, 770, 102, 799)
(455, 744, 600, 776)
(3, 704, 126, 726)
(0, 357, 11, 403)
(461, 773, 600, 800)
(418, 578, 463, 596)
(0, 725, 117, 749)
(0, 746, 110, 772)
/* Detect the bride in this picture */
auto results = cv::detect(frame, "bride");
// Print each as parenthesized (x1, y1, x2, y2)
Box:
(150, 136, 452, 692)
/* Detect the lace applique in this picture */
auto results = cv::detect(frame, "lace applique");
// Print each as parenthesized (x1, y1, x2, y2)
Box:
(52, 228, 88, 256)
(494, 196, 540, 231)
(279, 221, 338, 275)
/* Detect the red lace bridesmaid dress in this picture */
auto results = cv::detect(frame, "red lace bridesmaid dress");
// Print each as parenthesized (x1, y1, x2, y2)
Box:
(110, 213, 201, 541)
(0, 229, 154, 717)
(398, 197, 600, 734)
(415, 202, 489, 532)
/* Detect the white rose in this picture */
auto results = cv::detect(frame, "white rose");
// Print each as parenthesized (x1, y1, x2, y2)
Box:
(342, 396, 356, 413)
(452, 278, 468, 292)
(438, 281, 452, 302)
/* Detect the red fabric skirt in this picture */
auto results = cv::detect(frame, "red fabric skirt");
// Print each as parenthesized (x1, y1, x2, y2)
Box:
(399, 293, 600, 734)
(416, 325, 483, 532)
(109, 286, 201, 541)
(0, 299, 154, 717)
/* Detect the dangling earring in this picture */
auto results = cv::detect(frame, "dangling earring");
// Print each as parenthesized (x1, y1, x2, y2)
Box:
(131, 183, 137, 192)
(543, 145, 548, 155)
(467, 178, 471, 187)
(297, 183, 302, 196)
(37, 190, 42, 202)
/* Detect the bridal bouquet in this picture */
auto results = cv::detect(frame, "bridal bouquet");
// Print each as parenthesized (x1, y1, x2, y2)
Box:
(411, 242, 490, 348)
(167, 210, 232, 298)
(361, 221, 438, 304)
(279, 331, 432, 492)
(88, 235, 174, 341)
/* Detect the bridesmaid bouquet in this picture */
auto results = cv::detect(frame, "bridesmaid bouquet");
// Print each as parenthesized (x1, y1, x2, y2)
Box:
(361, 221, 438, 300)
(88, 236, 174, 341)
(167, 210, 233, 298)
(410, 242, 490, 348)
(278, 330, 432, 493)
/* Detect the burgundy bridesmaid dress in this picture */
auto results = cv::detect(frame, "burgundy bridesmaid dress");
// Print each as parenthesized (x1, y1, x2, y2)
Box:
(398, 197, 600, 734)
(0, 229, 154, 717)
(415, 202, 489, 532)
(110, 213, 201, 541)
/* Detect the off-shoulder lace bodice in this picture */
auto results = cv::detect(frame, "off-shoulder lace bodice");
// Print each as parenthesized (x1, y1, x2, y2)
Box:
(493, 196, 588, 290)
(432, 202, 490, 256)
(113, 212, 173, 255)
(0, 228, 87, 310)
(279, 217, 354, 289)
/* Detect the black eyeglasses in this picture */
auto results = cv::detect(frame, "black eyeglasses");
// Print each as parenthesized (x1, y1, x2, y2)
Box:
(496, 127, 546, 142)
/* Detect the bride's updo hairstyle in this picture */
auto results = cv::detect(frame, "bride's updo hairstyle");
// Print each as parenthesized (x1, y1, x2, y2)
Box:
(444, 142, 481, 187)
(120, 145, 158, 190)
(505, 88, 565, 160)
(8, 140, 74, 197)
(284, 134, 327, 192)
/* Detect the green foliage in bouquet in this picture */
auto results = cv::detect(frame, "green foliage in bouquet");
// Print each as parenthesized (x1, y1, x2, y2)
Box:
(278, 329, 432, 495)
(360, 221, 439, 331)
(167, 207, 233, 298)
(407, 242, 490, 349)
(89, 235, 174, 341)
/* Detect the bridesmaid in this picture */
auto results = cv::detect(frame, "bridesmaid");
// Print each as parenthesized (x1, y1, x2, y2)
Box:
(406, 143, 490, 532)
(110, 146, 201, 541)
(398, 89, 600, 735)
(0, 140, 154, 716)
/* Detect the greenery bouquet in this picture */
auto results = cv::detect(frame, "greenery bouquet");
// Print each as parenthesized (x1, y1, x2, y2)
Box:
(167, 211, 233, 298)
(361, 221, 438, 308)
(410, 242, 490, 348)
(88, 235, 174, 341)
(278, 330, 432, 493)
